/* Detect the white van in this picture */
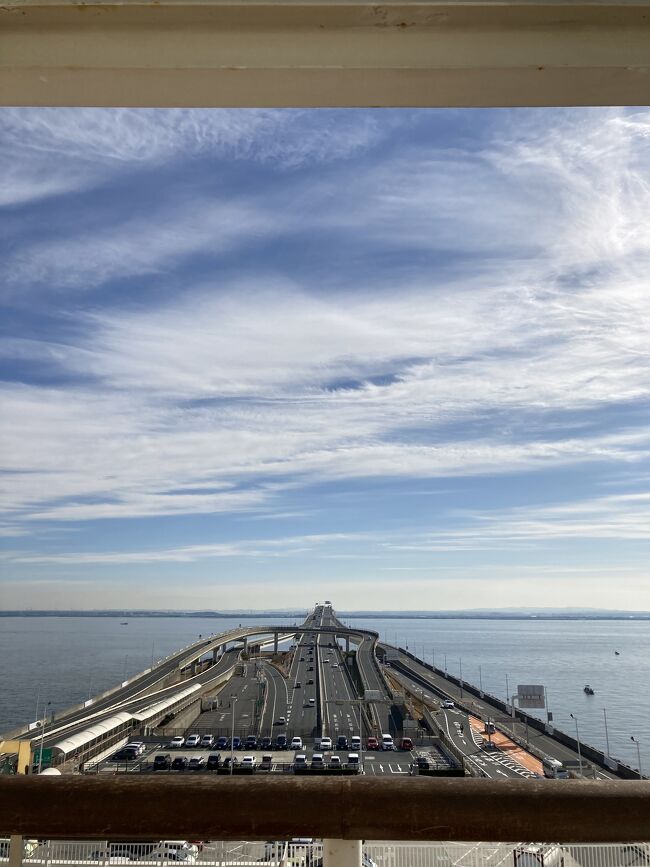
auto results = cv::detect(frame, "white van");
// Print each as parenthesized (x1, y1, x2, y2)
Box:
(381, 734, 394, 751)
(350, 736, 361, 750)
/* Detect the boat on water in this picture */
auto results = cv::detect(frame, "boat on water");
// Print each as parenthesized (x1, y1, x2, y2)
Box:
(615, 650, 620, 655)
(120, 622, 128, 626)
(584, 684, 595, 695)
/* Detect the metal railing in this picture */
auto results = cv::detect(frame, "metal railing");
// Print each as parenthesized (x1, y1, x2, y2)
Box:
(2, 839, 650, 867)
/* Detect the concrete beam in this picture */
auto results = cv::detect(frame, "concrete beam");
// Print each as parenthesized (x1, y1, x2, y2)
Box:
(1, 2, 650, 108)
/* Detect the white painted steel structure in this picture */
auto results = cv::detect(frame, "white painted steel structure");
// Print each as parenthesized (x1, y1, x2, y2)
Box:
(1, 1, 650, 108)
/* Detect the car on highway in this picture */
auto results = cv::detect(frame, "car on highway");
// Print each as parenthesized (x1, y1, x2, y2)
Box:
(276, 735, 288, 750)
(153, 754, 172, 771)
(350, 736, 361, 751)
(170, 736, 185, 749)
(291, 737, 303, 750)
(336, 736, 348, 751)
(319, 737, 332, 750)
(307, 679, 314, 685)
(381, 734, 394, 751)
(188, 757, 205, 770)
(206, 754, 221, 769)
(242, 755, 256, 768)
(307, 667, 314, 672)
(185, 734, 201, 748)
(366, 737, 379, 750)
(332, 663, 339, 669)
(261, 737, 272, 750)
(245, 736, 258, 750)
(276, 717, 286, 725)
(308, 698, 315, 706)
(400, 737, 414, 751)
(200, 735, 215, 748)
(171, 756, 188, 771)
(442, 700, 455, 709)
(232, 736, 242, 750)
(294, 682, 301, 689)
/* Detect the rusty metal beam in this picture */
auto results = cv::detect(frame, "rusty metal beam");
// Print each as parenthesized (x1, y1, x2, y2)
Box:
(2, 2, 650, 108)
(2, 776, 650, 842)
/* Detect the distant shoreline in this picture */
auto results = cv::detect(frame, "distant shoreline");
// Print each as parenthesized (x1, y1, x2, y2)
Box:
(1, 610, 649, 620)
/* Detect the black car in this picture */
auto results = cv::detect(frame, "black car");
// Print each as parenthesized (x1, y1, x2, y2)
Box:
(113, 748, 138, 762)
(232, 736, 242, 749)
(261, 737, 272, 750)
(245, 736, 258, 750)
(336, 736, 348, 750)
(152, 754, 171, 770)
(171, 756, 188, 770)
(206, 753, 221, 769)
(416, 757, 430, 770)
(223, 756, 238, 768)
(307, 679, 314, 685)
(275, 735, 288, 750)
(216, 736, 229, 749)
(188, 757, 205, 770)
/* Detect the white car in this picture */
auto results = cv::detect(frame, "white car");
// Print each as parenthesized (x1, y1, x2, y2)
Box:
(200, 734, 215, 748)
(329, 755, 341, 767)
(350, 736, 361, 750)
(291, 736, 303, 750)
(294, 754, 307, 767)
(319, 737, 332, 750)
(185, 734, 201, 748)
(381, 734, 394, 751)
(170, 736, 185, 749)
(442, 700, 455, 709)
(125, 742, 146, 756)
(140, 842, 198, 863)
(332, 663, 339, 669)
(242, 755, 256, 767)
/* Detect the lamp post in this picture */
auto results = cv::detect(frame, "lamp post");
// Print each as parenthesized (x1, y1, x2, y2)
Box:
(505, 674, 509, 709)
(230, 695, 238, 774)
(570, 713, 583, 776)
(37, 701, 51, 774)
(478, 665, 483, 693)
(603, 709, 611, 758)
(631, 736, 643, 778)
(459, 658, 464, 698)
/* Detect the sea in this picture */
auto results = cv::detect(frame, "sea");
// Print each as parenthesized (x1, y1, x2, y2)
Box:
(1, 615, 647, 771)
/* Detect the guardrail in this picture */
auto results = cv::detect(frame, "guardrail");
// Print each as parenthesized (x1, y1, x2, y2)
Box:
(2, 777, 649, 842)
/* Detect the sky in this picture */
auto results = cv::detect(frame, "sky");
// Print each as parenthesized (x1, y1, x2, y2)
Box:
(1, 107, 650, 611)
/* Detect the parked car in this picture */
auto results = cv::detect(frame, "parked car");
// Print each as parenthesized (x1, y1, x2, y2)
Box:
(140, 841, 198, 863)
(311, 753, 324, 768)
(188, 757, 205, 770)
(170, 736, 185, 749)
(350, 736, 361, 750)
(200, 735, 215, 748)
(291, 737, 303, 750)
(415, 757, 430, 770)
(153, 754, 171, 771)
(276, 735, 288, 750)
(113, 748, 138, 762)
(241, 755, 256, 768)
(171, 756, 188, 771)
(336, 736, 348, 751)
(293, 754, 307, 768)
(366, 737, 379, 750)
(329, 756, 341, 768)
(381, 734, 394, 751)
(245, 736, 258, 750)
(125, 742, 146, 756)
(260, 754, 273, 770)
(261, 737, 272, 750)
(347, 753, 360, 769)
(206, 754, 221, 769)
(185, 734, 201, 748)
(215, 736, 229, 750)
(222, 756, 238, 768)
(400, 737, 414, 751)
(319, 737, 332, 750)
(232, 736, 242, 750)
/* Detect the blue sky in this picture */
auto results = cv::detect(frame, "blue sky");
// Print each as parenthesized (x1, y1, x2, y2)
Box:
(2, 107, 650, 610)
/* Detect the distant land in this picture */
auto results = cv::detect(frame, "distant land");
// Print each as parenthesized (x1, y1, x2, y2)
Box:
(1, 607, 649, 620)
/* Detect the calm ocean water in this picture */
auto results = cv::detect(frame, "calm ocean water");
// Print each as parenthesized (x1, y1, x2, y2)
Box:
(1, 616, 647, 770)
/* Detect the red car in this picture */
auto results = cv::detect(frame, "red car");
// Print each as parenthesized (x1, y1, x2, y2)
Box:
(366, 737, 379, 750)
(400, 737, 414, 751)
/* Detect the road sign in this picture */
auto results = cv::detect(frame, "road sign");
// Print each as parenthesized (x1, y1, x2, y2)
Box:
(363, 690, 384, 701)
(517, 684, 545, 709)
(33, 748, 52, 765)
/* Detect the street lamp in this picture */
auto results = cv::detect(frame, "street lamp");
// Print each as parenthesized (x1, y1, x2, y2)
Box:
(570, 713, 583, 776)
(37, 701, 52, 774)
(230, 695, 238, 774)
(631, 736, 643, 778)
(603, 709, 611, 758)
(459, 658, 464, 698)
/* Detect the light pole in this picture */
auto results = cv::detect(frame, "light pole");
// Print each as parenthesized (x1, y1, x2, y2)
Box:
(570, 713, 583, 776)
(631, 736, 643, 778)
(603, 709, 611, 758)
(459, 658, 464, 698)
(37, 701, 51, 774)
(505, 674, 509, 709)
(444, 654, 447, 675)
(230, 695, 238, 774)
(478, 665, 483, 692)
